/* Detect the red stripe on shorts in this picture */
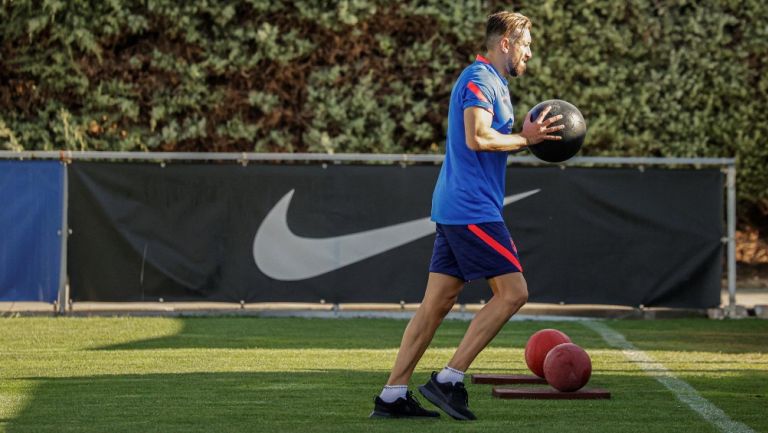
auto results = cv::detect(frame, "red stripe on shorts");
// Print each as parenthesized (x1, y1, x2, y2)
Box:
(467, 224, 523, 272)
(509, 237, 519, 255)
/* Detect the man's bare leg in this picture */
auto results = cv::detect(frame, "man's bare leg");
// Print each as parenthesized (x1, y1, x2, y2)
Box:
(447, 272, 528, 371)
(386, 272, 464, 385)
(414, 273, 525, 421)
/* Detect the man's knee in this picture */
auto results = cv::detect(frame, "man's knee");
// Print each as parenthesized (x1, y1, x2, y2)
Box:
(499, 290, 527, 312)
(494, 275, 528, 312)
(425, 293, 458, 316)
(421, 273, 463, 316)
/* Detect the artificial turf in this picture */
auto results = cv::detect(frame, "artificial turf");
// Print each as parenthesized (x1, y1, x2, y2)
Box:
(0, 316, 766, 432)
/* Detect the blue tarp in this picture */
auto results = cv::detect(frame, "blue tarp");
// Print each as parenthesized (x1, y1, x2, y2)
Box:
(0, 160, 63, 302)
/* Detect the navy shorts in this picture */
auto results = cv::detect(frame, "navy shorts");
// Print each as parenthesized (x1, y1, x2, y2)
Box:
(428, 222, 523, 282)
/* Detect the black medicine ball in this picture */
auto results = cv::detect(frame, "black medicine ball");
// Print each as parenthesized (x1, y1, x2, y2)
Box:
(526, 99, 586, 163)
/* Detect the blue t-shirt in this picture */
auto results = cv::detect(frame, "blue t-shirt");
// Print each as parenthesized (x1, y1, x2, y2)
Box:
(431, 55, 515, 224)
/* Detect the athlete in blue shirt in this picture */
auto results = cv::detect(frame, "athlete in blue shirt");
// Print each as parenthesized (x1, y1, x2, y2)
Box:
(371, 11, 564, 420)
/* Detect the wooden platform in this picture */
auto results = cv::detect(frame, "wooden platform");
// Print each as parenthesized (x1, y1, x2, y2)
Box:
(492, 387, 611, 399)
(471, 374, 547, 385)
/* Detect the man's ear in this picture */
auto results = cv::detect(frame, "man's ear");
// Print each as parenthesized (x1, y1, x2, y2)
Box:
(501, 37, 510, 54)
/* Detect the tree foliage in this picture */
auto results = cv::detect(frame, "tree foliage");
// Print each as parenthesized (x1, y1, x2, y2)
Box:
(1, 0, 766, 211)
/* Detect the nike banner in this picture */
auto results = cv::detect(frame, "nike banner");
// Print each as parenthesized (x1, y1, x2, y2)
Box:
(68, 162, 723, 308)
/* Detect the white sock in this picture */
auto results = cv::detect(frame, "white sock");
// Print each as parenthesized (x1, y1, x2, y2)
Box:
(436, 366, 465, 385)
(379, 385, 408, 403)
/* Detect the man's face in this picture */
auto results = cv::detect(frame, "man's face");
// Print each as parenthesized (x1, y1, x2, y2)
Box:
(507, 28, 532, 77)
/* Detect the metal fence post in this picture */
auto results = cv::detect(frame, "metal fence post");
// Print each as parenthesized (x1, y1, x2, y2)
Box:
(56, 161, 69, 315)
(726, 165, 737, 315)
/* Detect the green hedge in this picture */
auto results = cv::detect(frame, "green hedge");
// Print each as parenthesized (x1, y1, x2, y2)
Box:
(1, 0, 766, 211)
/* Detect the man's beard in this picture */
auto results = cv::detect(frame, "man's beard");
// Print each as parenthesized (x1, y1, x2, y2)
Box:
(508, 58, 526, 77)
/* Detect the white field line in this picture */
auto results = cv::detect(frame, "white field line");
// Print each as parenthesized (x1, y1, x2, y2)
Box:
(582, 320, 754, 433)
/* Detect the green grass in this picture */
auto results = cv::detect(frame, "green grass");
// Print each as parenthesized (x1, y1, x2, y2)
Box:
(0, 316, 766, 433)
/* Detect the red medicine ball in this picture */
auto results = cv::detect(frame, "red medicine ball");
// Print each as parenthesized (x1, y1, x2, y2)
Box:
(543, 343, 592, 392)
(524, 329, 572, 378)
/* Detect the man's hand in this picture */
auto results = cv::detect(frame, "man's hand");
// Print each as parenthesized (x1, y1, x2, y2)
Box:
(521, 106, 565, 145)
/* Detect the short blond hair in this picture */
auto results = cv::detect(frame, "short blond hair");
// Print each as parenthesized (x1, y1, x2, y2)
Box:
(485, 11, 531, 50)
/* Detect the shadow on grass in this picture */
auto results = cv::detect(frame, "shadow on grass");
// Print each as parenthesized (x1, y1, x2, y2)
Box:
(6, 370, 767, 433)
(607, 319, 768, 353)
(93, 317, 613, 351)
(91, 317, 768, 356)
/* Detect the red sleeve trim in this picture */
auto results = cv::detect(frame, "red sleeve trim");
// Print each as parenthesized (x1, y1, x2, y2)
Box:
(466, 81, 489, 103)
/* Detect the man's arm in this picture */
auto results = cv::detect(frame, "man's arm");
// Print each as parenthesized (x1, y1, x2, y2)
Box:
(464, 106, 565, 152)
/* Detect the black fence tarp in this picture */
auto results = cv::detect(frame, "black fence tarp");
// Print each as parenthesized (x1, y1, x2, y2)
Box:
(68, 163, 724, 308)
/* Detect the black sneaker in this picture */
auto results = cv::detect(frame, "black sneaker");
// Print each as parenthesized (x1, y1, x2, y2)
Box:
(369, 391, 441, 419)
(418, 372, 476, 421)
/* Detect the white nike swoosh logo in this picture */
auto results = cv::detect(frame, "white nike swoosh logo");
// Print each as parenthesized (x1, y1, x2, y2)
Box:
(253, 189, 541, 281)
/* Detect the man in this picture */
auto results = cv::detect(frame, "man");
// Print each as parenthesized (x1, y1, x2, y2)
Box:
(370, 11, 564, 420)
